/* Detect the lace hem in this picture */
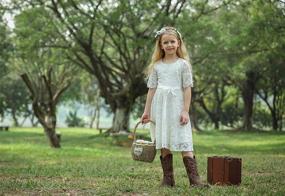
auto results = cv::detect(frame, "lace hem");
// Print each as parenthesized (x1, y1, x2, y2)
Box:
(156, 142, 193, 152)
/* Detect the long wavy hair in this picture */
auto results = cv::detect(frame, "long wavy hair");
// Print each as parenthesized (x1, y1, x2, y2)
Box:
(145, 27, 191, 76)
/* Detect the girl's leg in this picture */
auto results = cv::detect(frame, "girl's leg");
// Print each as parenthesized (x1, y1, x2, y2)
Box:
(181, 151, 194, 158)
(160, 148, 175, 187)
(182, 151, 208, 187)
(161, 148, 172, 157)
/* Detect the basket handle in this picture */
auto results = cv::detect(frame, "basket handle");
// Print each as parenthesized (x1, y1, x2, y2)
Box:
(133, 120, 155, 141)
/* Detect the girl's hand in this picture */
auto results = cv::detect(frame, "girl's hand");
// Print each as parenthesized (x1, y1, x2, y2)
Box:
(141, 112, 150, 124)
(180, 111, 189, 125)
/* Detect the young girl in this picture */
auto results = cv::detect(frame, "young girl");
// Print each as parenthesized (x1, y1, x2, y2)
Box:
(141, 27, 207, 188)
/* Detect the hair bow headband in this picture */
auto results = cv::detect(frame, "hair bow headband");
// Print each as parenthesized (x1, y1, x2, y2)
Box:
(154, 27, 182, 39)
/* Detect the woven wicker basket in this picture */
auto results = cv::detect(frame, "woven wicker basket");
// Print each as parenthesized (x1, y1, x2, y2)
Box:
(131, 120, 156, 163)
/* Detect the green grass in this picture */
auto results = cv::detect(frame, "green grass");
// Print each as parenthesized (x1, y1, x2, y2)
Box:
(0, 128, 285, 195)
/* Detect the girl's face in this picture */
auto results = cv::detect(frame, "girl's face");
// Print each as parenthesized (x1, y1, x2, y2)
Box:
(160, 33, 180, 56)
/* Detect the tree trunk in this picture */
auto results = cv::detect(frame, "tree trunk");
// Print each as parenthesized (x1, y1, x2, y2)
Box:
(44, 126, 60, 148)
(198, 99, 220, 129)
(0, 111, 4, 122)
(40, 113, 60, 148)
(241, 71, 257, 131)
(30, 113, 39, 127)
(96, 105, 100, 129)
(112, 106, 131, 133)
(272, 112, 278, 131)
(214, 118, 219, 129)
(21, 69, 70, 148)
(11, 109, 19, 127)
(20, 115, 28, 127)
(241, 90, 253, 130)
(279, 118, 283, 132)
(89, 108, 96, 128)
(32, 101, 61, 148)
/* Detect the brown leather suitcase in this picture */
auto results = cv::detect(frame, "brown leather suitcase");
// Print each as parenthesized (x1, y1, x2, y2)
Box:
(207, 156, 242, 185)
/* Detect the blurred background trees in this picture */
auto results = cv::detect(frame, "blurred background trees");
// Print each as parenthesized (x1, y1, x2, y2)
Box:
(0, 0, 284, 142)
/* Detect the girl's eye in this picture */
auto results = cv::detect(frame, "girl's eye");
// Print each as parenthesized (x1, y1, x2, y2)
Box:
(163, 41, 175, 44)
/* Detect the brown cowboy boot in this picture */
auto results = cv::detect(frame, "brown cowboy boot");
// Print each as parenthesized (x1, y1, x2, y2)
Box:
(183, 156, 209, 187)
(160, 154, 175, 187)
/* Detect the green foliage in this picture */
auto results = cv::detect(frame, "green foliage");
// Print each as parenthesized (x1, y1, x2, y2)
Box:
(0, 18, 12, 78)
(0, 18, 30, 124)
(0, 72, 30, 125)
(0, 128, 284, 195)
(3, 0, 285, 130)
(65, 111, 85, 127)
(12, 6, 78, 82)
(62, 71, 103, 108)
(0, 21, 10, 119)
(220, 87, 243, 127)
(253, 100, 272, 129)
(221, 104, 243, 128)
(178, 0, 285, 130)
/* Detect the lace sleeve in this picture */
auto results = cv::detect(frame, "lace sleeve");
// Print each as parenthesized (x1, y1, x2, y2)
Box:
(147, 68, 158, 88)
(182, 61, 194, 88)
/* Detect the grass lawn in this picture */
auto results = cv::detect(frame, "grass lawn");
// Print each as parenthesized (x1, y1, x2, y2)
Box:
(0, 127, 285, 195)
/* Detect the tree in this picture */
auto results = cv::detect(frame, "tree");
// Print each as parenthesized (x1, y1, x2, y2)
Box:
(176, 0, 237, 130)
(236, 0, 285, 130)
(185, 0, 284, 131)
(79, 75, 103, 129)
(34, 0, 188, 133)
(65, 110, 85, 127)
(6, 0, 238, 133)
(196, 82, 228, 129)
(13, 7, 77, 147)
(61, 71, 105, 129)
(0, 16, 13, 122)
(256, 52, 285, 131)
(0, 73, 30, 126)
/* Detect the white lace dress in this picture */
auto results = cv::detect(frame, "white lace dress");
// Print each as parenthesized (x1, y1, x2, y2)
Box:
(147, 58, 194, 151)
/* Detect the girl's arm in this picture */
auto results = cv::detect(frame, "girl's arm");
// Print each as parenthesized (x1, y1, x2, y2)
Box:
(180, 87, 192, 125)
(141, 88, 156, 123)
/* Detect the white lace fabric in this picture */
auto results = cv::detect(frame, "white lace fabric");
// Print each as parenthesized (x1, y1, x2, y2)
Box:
(147, 58, 194, 151)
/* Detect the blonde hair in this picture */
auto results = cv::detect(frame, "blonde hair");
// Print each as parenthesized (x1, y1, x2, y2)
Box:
(145, 27, 191, 76)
